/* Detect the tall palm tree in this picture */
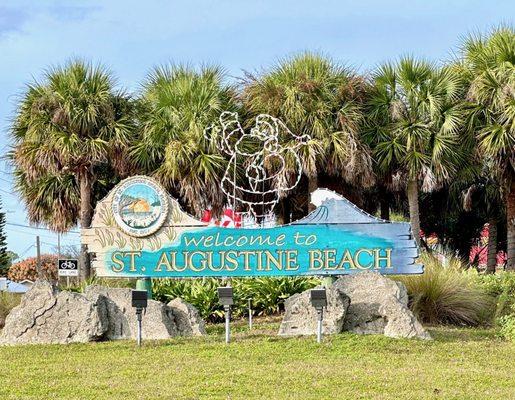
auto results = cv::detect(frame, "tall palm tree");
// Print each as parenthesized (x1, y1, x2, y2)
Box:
(459, 27, 515, 270)
(10, 60, 136, 279)
(243, 53, 374, 214)
(131, 64, 239, 216)
(366, 58, 465, 246)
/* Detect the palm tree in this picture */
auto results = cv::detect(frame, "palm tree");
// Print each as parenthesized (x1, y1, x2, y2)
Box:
(10, 60, 136, 279)
(131, 64, 239, 216)
(243, 52, 374, 215)
(459, 27, 515, 270)
(461, 172, 504, 272)
(366, 58, 465, 246)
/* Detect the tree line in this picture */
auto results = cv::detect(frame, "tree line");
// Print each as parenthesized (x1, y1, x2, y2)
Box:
(8, 27, 514, 278)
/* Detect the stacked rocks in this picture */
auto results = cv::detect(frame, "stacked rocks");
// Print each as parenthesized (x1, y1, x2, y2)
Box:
(0, 281, 205, 345)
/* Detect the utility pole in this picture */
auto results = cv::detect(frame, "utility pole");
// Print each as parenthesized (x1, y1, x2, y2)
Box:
(36, 236, 42, 280)
(57, 232, 61, 258)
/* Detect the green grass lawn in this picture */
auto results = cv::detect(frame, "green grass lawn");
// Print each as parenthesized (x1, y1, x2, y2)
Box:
(0, 318, 513, 400)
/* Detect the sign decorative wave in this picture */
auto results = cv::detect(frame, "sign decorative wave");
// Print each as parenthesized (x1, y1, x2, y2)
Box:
(83, 176, 422, 278)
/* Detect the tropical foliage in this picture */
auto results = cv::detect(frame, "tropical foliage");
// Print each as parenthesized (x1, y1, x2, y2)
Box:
(10, 60, 136, 279)
(498, 305, 515, 341)
(459, 27, 515, 269)
(131, 65, 239, 216)
(6, 26, 515, 277)
(366, 58, 465, 246)
(475, 271, 515, 317)
(152, 276, 318, 321)
(243, 53, 374, 216)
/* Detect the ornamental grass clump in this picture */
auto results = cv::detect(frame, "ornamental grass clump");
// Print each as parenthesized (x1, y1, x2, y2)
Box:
(397, 252, 493, 326)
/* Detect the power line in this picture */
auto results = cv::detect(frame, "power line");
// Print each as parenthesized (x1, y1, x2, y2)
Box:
(6, 226, 79, 242)
(18, 244, 35, 258)
(7, 227, 58, 239)
(6, 221, 80, 234)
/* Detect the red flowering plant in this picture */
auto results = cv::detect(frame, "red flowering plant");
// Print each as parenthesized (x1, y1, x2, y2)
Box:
(8, 254, 58, 282)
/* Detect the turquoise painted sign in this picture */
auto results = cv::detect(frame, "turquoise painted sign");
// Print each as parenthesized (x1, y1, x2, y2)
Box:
(107, 223, 420, 278)
(84, 177, 422, 278)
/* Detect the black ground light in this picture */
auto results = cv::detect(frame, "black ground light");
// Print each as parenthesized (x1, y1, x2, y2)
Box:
(131, 290, 148, 346)
(310, 289, 327, 343)
(217, 287, 234, 343)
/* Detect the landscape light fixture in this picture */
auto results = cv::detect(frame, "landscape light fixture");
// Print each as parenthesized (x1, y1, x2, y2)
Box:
(217, 287, 233, 343)
(131, 290, 148, 346)
(310, 289, 327, 343)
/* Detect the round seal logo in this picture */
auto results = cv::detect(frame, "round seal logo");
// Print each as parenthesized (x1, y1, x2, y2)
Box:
(112, 176, 169, 237)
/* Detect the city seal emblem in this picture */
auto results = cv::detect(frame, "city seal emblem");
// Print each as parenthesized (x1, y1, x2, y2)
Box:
(112, 176, 169, 237)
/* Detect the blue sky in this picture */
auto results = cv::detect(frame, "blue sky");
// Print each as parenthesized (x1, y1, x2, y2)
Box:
(0, 0, 513, 257)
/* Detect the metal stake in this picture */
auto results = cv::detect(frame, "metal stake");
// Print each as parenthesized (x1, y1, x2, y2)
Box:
(224, 305, 231, 344)
(136, 308, 143, 346)
(317, 308, 323, 343)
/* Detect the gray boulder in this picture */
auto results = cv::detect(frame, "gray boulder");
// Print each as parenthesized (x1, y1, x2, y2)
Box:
(333, 272, 430, 340)
(167, 298, 206, 336)
(0, 280, 108, 345)
(84, 285, 178, 340)
(278, 285, 350, 336)
(380, 299, 432, 340)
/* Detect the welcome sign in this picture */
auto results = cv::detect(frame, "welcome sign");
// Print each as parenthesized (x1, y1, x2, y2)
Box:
(83, 176, 422, 278)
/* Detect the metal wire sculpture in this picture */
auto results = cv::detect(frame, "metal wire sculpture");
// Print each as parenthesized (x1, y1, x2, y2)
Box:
(204, 112, 310, 226)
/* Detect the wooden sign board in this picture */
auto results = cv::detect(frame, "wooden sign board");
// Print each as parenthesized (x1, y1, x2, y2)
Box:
(82, 176, 422, 278)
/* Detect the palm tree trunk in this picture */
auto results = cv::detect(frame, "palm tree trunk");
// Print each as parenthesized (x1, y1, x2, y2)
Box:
(507, 179, 515, 271)
(407, 179, 421, 247)
(308, 175, 318, 213)
(280, 196, 291, 225)
(486, 218, 497, 274)
(380, 187, 390, 220)
(79, 170, 94, 281)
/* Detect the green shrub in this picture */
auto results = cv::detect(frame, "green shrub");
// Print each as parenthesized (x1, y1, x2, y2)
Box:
(152, 278, 226, 322)
(152, 276, 318, 322)
(396, 252, 494, 326)
(0, 292, 21, 329)
(474, 272, 515, 318)
(498, 304, 515, 341)
(233, 277, 318, 315)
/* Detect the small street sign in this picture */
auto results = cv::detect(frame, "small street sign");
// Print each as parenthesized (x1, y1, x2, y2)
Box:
(58, 259, 79, 277)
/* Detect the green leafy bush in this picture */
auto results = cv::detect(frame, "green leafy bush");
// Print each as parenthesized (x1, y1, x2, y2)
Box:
(396, 252, 493, 326)
(233, 277, 318, 315)
(152, 277, 318, 322)
(152, 278, 226, 322)
(498, 304, 515, 341)
(474, 272, 515, 318)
